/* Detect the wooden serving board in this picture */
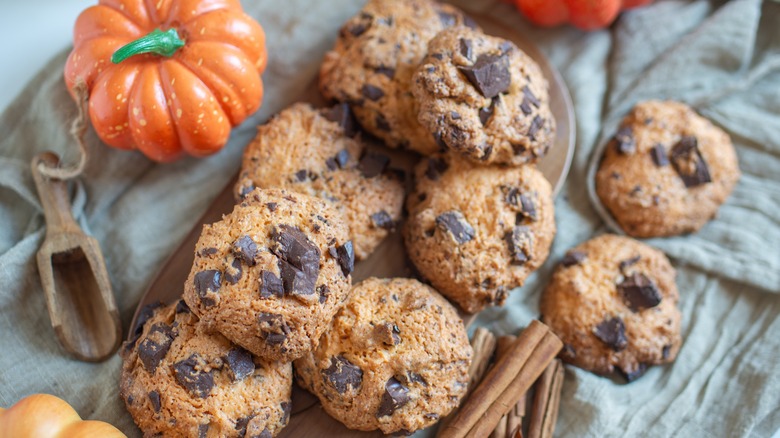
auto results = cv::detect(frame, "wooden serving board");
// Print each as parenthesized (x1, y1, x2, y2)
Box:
(129, 12, 575, 438)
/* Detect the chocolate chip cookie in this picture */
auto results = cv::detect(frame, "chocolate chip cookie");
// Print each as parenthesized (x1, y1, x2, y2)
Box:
(595, 100, 740, 237)
(404, 154, 556, 313)
(294, 277, 472, 435)
(121, 301, 292, 437)
(234, 103, 405, 261)
(540, 234, 682, 382)
(182, 188, 353, 362)
(319, 0, 475, 155)
(412, 26, 555, 166)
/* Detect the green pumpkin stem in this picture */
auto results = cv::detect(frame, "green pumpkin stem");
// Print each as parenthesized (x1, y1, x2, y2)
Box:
(111, 28, 185, 64)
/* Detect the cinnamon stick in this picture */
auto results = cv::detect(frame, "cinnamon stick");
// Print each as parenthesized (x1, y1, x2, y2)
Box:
(490, 414, 508, 438)
(506, 400, 525, 438)
(493, 335, 524, 438)
(527, 359, 565, 438)
(464, 331, 562, 438)
(437, 320, 562, 438)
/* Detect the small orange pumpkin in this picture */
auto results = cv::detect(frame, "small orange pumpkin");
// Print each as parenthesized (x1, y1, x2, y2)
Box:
(514, 0, 654, 30)
(64, 0, 267, 162)
(0, 394, 126, 437)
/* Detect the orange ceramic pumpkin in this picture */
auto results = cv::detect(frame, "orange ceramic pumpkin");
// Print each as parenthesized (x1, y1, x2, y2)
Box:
(0, 394, 126, 437)
(514, 0, 654, 30)
(64, 0, 267, 162)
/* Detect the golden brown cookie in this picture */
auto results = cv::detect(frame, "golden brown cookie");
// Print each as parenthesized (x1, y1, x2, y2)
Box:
(595, 100, 740, 237)
(540, 235, 682, 382)
(319, 0, 475, 155)
(120, 301, 292, 437)
(412, 26, 555, 166)
(404, 154, 556, 313)
(234, 103, 405, 260)
(294, 277, 472, 435)
(182, 188, 353, 362)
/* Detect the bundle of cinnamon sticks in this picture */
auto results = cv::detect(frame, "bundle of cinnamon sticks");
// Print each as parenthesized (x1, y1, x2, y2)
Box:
(438, 320, 565, 438)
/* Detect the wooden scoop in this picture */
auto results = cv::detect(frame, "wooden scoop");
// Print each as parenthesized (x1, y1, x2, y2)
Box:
(31, 152, 122, 362)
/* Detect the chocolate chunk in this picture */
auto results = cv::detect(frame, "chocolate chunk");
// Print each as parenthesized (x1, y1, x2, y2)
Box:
(334, 149, 351, 168)
(198, 424, 209, 438)
(450, 111, 462, 120)
(358, 152, 390, 178)
(425, 157, 449, 180)
(258, 313, 290, 345)
(522, 85, 541, 108)
(225, 347, 255, 381)
(503, 187, 537, 221)
(198, 247, 219, 257)
(620, 363, 648, 383)
(224, 258, 243, 285)
(435, 211, 475, 244)
(254, 429, 272, 438)
(670, 136, 712, 187)
(520, 97, 533, 116)
(528, 115, 544, 141)
(235, 415, 254, 436)
(361, 84, 385, 101)
(614, 126, 636, 154)
(173, 354, 215, 398)
(281, 401, 291, 424)
(322, 103, 357, 137)
(133, 302, 162, 336)
(618, 273, 662, 312)
(479, 97, 498, 126)
(194, 270, 221, 307)
(371, 211, 395, 230)
(650, 144, 669, 167)
(376, 66, 395, 78)
(148, 390, 161, 412)
(322, 356, 363, 394)
(325, 157, 336, 171)
(458, 38, 473, 61)
(239, 184, 255, 199)
(408, 372, 427, 386)
(431, 53, 444, 60)
(482, 144, 494, 160)
(175, 299, 191, 314)
(619, 255, 641, 272)
(329, 241, 355, 277)
(662, 344, 672, 360)
(266, 202, 278, 212)
(294, 169, 308, 182)
(271, 225, 321, 296)
(519, 195, 537, 220)
(317, 284, 330, 304)
(231, 235, 257, 266)
(458, 54, 511, 98)
(374, 322, 401, 345)
(561, 250, 587, 267)
(138, 323, 176, 374)
(259, 270, 284, 299)
(594, 317, 628, 351)
(375, 114, 391, 131)
(498, 40, 514, 54)
(377, 377, 411, 417)
(505, 226, 533, 265)
(437, 11, 457, 27)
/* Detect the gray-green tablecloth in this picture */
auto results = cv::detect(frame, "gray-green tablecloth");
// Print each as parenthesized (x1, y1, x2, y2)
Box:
(1, 0, 778, 436)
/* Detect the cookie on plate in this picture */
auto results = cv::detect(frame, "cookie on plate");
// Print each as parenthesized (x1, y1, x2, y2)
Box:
(319, 0, 475, 155)
(540, 234, 682, 382)
(120, 301, 292, 437)
(404, 154, 556, 313)
(183, 188, 353, 362)
(234, 103, 405, 260)
(294, 277, 472, 435)
(595, 100, 740, 237)
(412, 26, 555, 166)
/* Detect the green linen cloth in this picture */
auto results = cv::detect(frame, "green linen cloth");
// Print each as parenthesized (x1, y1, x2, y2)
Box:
(0, 0, 778, 436)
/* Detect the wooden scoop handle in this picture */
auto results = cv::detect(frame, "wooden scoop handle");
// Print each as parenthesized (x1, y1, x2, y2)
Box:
(31, 152, 81, 237)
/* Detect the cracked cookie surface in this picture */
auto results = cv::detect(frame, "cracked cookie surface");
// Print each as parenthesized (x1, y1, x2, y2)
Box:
(412, 26, 555, 166)
(183, 188, 353, 362)
(235, 103, 405, 260)
(540, 234, 682, 382)
(404, 154, 556, 313)
(596, 100, 740, 237)
(294, 277, 471, 435)
(120, 301, 292, 438)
